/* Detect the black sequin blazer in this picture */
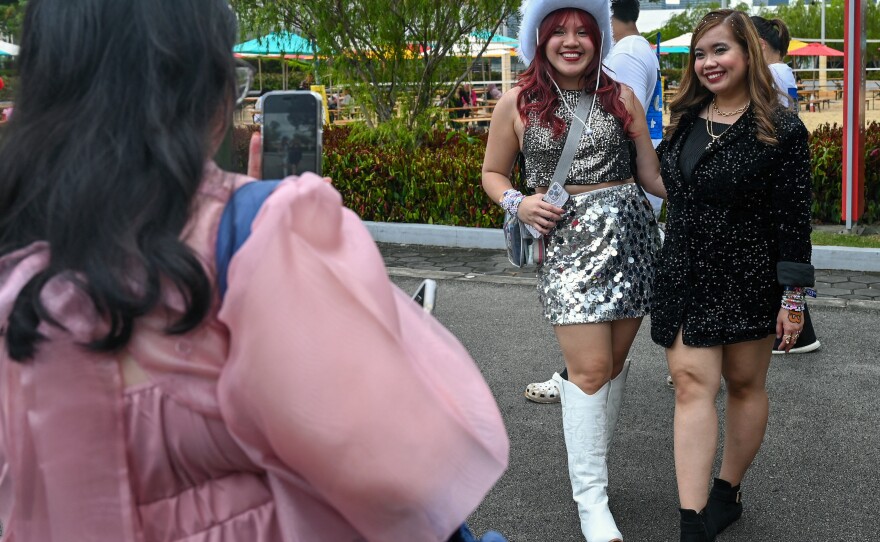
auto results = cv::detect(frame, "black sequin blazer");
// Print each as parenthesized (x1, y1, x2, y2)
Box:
(650, 105, 813, 348)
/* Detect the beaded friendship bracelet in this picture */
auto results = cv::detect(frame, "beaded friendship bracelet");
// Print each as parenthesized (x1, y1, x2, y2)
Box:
(500, 188, 525, 217)
(781, 286, 817, 312)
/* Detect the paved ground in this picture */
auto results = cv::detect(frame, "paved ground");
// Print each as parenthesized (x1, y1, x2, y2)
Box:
(388, 275, 880, 542)
(378, 243, 880, 307)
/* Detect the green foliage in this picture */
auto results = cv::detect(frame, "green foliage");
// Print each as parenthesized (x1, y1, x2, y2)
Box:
(323, 125, 500, 227)
(811, 231, 880, 248)
(231, 123, 501, 227)
(809, 122, 880, 224)
(346, 107, 447, 151)
(0, 0, 27, 40)
(0, 72, 16, 101)
(230, 121, 880, 228)
(231, 0, 518, 128)
(757, 0, 880, 78)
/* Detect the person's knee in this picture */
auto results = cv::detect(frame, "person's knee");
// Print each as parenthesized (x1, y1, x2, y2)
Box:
(566, 361, 613, 395)
(724, 376, 766, 400)
(672, 368, 720, 405)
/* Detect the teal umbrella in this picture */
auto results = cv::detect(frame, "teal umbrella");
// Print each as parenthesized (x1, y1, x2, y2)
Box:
(470, 30, 518, 45)
(234, 32, 316, 57)
(234, 32, 316, 90)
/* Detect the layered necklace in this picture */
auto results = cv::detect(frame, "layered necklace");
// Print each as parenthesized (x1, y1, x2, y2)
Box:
(706, 97, 750, 143)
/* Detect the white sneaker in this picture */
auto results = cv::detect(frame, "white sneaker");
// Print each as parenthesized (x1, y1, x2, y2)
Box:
(524, 377, 560, 404)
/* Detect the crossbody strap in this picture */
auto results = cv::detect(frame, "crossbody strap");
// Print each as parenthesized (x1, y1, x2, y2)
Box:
(216, 180, 282, 299)
(550, 91, 594, 187)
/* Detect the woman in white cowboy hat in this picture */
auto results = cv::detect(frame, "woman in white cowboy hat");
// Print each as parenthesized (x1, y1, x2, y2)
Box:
(481, 0, 665, 540)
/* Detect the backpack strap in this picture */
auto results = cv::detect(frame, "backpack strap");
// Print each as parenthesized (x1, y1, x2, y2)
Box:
(216, 180, 282, 299)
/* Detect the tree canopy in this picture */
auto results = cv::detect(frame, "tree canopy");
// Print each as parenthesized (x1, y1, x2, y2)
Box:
(231, 0, 519, 127)
(644, 0, 879, 48)
(0, 0, 27, 40)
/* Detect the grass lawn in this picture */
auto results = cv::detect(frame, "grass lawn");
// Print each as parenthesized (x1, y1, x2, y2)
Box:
(811, 230, 880, 248)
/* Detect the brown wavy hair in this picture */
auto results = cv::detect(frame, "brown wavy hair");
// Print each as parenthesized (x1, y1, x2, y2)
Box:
(665, 9, 781, 145)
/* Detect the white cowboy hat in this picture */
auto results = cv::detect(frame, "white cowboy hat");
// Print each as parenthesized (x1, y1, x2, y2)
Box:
(517, 0, 613, 67)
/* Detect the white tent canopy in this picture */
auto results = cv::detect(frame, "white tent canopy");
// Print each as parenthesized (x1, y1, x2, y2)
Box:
(0, 40, 19, 56)
(659, 33, 692, 48)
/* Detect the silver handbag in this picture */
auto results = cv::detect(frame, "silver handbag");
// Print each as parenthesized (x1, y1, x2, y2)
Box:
(503, 211, 545, 267)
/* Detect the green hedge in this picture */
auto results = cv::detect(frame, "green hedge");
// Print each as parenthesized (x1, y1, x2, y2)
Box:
(810, 122, 880, 224)
(232, 124, 502, 228)
(232, 121, 880, 226)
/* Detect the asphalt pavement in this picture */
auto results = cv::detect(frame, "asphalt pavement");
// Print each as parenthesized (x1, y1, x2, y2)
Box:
(388, 261, 880, 541)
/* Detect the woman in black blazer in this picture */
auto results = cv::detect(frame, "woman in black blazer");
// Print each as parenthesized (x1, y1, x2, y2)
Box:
(651, 10, 813, 541)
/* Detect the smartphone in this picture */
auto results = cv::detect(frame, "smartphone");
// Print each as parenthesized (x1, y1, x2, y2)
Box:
(411, 279, 437, 315)
(260, 90, 323, 179)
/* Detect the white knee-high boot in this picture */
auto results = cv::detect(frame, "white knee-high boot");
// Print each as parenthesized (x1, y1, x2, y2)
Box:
(553, 373, 623, 542)
(605, 359, 630, 451)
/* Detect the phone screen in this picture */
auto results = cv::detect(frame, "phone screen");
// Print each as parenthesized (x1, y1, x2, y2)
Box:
(261, 91, 323, 179)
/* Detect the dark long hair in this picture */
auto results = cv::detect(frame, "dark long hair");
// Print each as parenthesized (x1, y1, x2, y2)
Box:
(517, 8, 631, 139)
(666, 9, 780, 145)
(750, 15, 791, 56)
(0, 0, 238, 360)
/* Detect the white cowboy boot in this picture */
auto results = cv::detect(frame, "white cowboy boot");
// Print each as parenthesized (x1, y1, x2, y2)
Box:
(605, 359, 630, 451)
(553, 373, 623, 542)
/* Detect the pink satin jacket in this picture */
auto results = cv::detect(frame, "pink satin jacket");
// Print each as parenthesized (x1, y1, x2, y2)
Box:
(0, 163, 509, 541)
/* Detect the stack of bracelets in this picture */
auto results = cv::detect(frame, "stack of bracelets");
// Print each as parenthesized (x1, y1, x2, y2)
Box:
(781, 286, 817, 312)
(500, 188, 525, 216)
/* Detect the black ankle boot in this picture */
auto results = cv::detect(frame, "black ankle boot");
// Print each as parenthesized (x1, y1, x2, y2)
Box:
(705, 478, 742, 535)
(679, 508, 713, 542)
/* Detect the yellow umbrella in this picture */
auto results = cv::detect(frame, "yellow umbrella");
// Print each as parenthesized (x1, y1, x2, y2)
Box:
(788, 39, 809, 53)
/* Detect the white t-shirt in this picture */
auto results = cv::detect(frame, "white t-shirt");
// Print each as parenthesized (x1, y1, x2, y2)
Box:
(605, 34, 664, 215)
(769, 62, 798, 112)
(605, 35, 658, 111)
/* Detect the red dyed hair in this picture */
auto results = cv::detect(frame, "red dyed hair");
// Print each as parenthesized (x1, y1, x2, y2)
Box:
(516, 8, 632, 138)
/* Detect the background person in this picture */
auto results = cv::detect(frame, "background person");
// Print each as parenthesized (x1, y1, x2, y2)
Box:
(650, 10, 813, 540)
(751, 15, 799, 112)
(524, 0, 666, 405)
(482, 0, 665, 538)
(750, 14, 822, 356)
(486, 83, 503, 100)
(0, 0, 509, 540)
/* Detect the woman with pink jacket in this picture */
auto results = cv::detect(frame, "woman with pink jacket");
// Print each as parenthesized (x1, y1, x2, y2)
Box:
(0, 0, 508, 540)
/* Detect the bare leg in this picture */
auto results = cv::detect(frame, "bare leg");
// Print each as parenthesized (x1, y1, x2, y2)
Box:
(555, 317, 642, 394)
(666, 331, 723, 511)
(553, 318, 642, 542)
(718, 335, 774, 485)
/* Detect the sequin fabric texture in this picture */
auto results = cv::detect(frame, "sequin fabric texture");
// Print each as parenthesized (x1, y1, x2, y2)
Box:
(650, 106, 813, 348)
(522, 89, 632, 188)
(538, 184, 661, 325)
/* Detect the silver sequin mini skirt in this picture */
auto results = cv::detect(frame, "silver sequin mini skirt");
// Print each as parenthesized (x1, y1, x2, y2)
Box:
(537, 183, 661, 325)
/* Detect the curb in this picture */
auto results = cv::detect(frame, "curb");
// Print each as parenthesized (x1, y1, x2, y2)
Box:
(387, 267, 880, 312)
(366, 221, 880, 272)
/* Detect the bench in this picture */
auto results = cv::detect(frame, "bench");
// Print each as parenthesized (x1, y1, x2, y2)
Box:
(801, 91, 833, 112)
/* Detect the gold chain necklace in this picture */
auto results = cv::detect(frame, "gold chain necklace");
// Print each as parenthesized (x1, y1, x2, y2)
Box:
(712, 97, 750, 117)
(706, 105, 722, 143)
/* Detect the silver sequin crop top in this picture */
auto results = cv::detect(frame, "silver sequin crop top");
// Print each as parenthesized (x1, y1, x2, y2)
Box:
(522, 89, 632, 188)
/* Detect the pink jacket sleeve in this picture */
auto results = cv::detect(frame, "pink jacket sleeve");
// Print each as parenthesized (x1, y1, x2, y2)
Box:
(217, 174, 508, 541)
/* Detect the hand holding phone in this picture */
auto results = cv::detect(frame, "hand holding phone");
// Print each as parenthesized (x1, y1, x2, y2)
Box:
(260, 91, 323, 179)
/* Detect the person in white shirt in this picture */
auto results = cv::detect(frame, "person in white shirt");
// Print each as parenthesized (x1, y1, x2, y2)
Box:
(606, 0, 664, 218)
(524, 0, 666, 405)
(752, 15, 823, 356)
(751, 16, 799, 112)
